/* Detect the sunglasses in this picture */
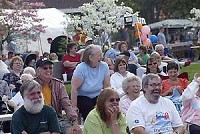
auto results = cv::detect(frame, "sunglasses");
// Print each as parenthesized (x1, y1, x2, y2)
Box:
(148, 62, 157, 66)
(42, 66, 53, 70)
(109, 98, 120, 103)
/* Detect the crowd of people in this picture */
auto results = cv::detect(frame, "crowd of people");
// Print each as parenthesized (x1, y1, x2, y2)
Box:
(0, 33, 199, 134)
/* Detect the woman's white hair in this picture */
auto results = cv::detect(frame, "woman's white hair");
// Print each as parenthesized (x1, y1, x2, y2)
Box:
(122, 75, 142, 94)
(23, 67, 36, 77)
(20, 73, 34, 82)
(155, 44, 164, 51)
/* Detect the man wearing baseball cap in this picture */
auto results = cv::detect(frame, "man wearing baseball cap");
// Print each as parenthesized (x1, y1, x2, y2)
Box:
(35, 58, 81, 134)
(85, 37, 93, 46)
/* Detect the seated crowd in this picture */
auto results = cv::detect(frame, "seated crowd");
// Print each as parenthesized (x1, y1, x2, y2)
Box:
(0, 38, 199, 134)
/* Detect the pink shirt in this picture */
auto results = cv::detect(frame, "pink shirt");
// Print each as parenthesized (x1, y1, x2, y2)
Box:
(119, 95, 132, 115)
(181, 81, 200, 124)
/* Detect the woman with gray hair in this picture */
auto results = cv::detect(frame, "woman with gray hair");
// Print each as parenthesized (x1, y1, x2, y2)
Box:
(119, 75, 141, 115)
(71, 44, 110, 120)
(23, 66, 36, 77)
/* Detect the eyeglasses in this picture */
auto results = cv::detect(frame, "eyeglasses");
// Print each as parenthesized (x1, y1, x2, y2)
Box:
(147, 83, 162, 88)
(157, 49, 163, 52)
(13, 62, 22, 65)
(131, 85, 141, 88)
(42, 66, 53, 70)
(29, 60, 36, 63)
(148, 62, 157, 66)
(109, 98, 120, 103)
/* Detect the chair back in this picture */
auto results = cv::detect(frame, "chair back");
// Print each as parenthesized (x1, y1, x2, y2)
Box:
(128, 64, 138, 75)
(52, 61, 64, 80)
(178, 72, 189, 80)
(159, 72, 189, 81)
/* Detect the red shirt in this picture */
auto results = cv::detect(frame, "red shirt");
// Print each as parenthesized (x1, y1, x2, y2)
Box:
(162, 78, 189, 96)
(62, 53, 81, 73)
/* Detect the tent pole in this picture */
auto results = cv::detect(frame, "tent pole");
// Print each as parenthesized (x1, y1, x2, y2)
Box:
(166, 25, 169, 44)
(39, 36, 43, 55)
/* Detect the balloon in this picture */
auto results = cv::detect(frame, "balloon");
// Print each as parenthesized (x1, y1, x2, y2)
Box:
(134, 31, 141, 38)
(150, 35, 158, 43)
(141, 34, 147, 41)
(143, 38, 152, 47)
(135, 22, 142, 30)
(141, 25, 151, 35)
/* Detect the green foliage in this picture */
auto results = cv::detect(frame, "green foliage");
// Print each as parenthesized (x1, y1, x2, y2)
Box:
(120, 0, 200, 23)
(57, 37, 68, 58)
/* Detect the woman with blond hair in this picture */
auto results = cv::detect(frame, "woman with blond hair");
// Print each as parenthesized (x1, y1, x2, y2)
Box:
(84, 88, 126, 134)
(3, 56, 24, 96)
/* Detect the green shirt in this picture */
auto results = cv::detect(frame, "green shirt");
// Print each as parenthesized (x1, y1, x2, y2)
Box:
(137, 53, 150, 65)
(11, 105, 61, 134)
(83, 108, 127, 134)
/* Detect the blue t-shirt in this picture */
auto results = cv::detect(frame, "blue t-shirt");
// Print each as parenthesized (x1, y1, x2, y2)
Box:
(157, 32, 167, 48)
(73, 61, 109, 98)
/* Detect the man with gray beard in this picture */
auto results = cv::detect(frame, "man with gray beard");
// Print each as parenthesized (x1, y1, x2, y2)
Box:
(11, 80, 61, 134)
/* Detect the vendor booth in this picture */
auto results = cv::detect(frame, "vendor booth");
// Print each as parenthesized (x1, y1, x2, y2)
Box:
(148, 19, 200, 60)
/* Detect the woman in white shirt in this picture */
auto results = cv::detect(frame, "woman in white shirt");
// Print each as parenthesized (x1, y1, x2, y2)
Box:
(110, 57, 135, 96)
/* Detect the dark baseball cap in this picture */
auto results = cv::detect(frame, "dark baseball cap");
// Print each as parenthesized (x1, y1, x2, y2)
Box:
(36, 58, 53, 68)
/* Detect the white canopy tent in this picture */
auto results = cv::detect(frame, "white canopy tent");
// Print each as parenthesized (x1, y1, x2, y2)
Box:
(148, 19, 199, 29)
(27, 8, 70, 55)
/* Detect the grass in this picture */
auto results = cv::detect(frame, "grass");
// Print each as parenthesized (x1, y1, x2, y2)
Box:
(65, 84, 71, 96)
(180, 62, 200, 81)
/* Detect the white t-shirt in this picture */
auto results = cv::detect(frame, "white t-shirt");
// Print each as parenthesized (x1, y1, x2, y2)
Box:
(126, 95, 183, 134)
(136, 67, 146, 79)
(110, 71, 135, 95)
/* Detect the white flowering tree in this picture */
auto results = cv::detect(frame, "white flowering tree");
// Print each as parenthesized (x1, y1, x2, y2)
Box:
(64, 0, 138, 39)
(190, 8, 200, 21)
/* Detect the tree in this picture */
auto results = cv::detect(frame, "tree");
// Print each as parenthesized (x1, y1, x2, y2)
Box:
(120, 0, 200, 23)
(64, 0, 138, 39)
(0, 0, 45, 53)
(190, 8, 200, 21)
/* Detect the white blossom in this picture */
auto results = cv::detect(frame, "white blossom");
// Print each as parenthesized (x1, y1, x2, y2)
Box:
(190, 8, 200, 20)
(63, 0, 138, 37)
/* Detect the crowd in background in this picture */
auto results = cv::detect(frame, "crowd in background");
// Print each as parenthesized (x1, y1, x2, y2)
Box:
(0, 31, 199, 134)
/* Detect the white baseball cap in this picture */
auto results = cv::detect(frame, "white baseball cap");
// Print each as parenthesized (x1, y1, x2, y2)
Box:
(85, 37, 93, 43)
